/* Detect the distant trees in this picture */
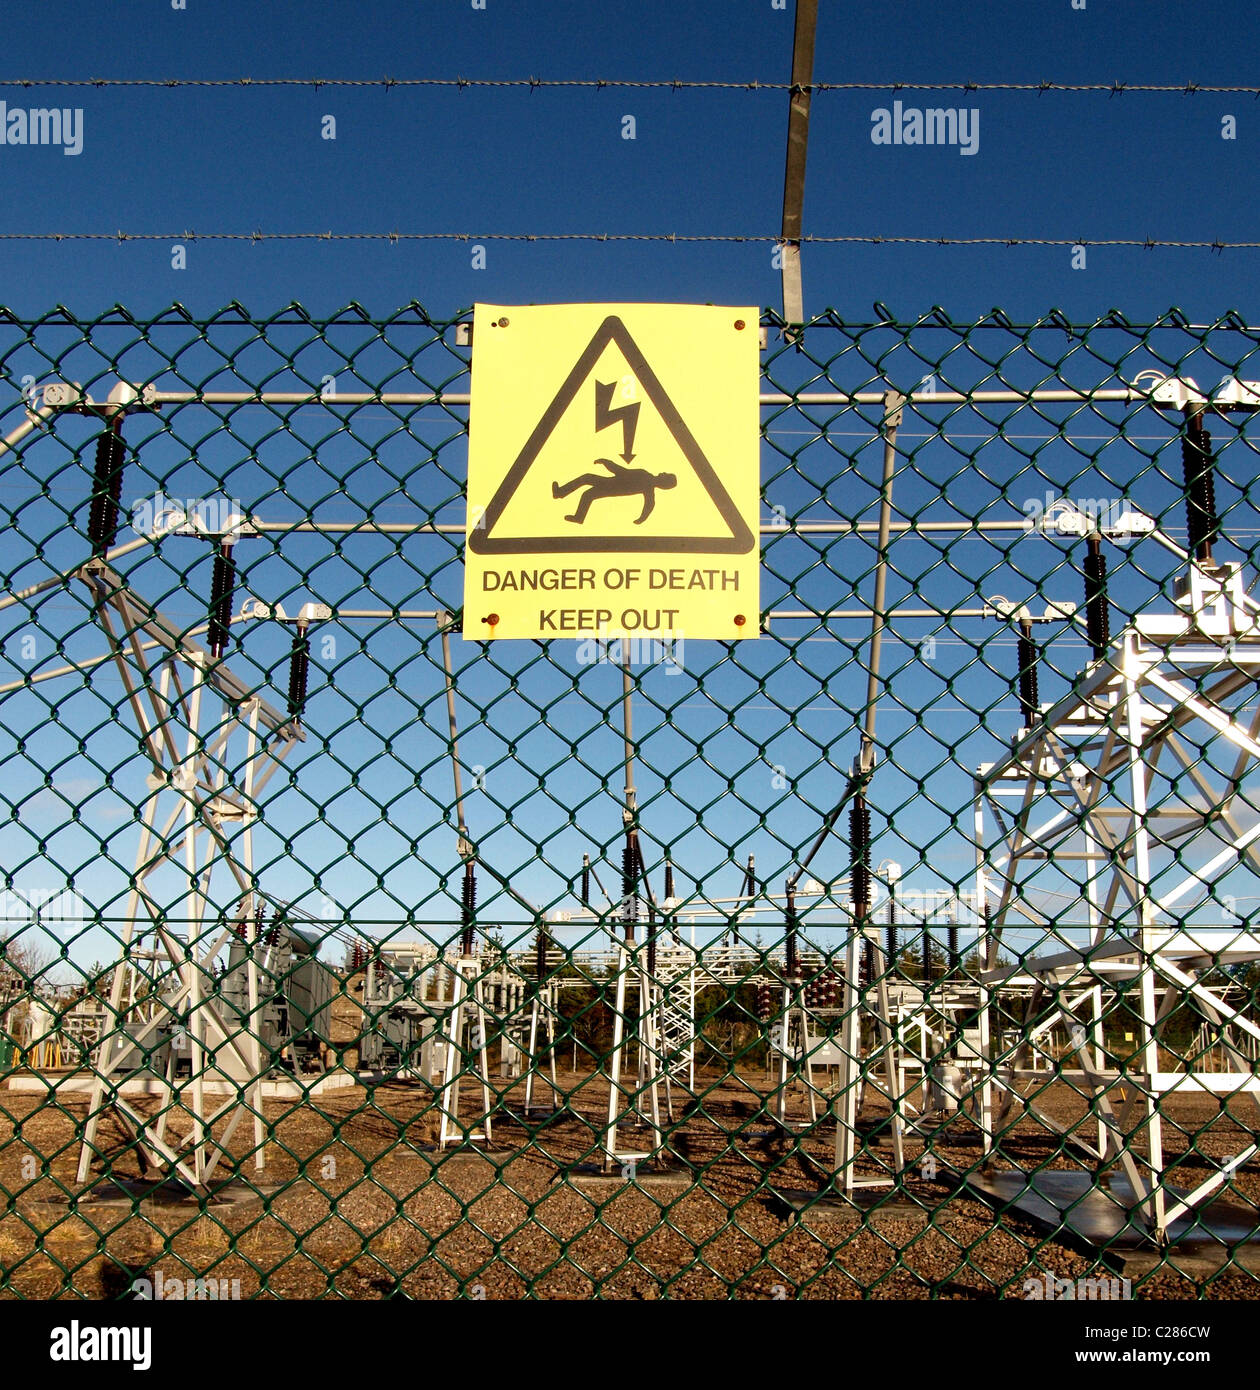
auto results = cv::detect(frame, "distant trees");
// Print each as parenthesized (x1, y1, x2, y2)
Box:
(0, 930, 54, 989)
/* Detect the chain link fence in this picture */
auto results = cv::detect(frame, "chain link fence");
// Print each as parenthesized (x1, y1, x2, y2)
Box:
(0, 304, 1258, 1299)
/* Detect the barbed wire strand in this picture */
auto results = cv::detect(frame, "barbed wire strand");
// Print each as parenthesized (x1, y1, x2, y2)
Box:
(0, 232, 1255, 249)
(0, 77, 1255, 94)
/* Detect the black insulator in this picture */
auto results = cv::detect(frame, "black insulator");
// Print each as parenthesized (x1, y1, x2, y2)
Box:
(634, 838, 655, 927)
(208, 544, 236, 659)
(287, 629, 311, 718)
(632, 838, 657, 960)
(885, 898, 898, 974)
(785, 884, 799, 977)
(633, 841, 656, 963)
(580, 853, 591, 905)
(863, 938, 875, 985)
(621, 839, 637, 941)
(87, 422, 126, 556)
(742, 854, 756, 899)
(733, 855, 756, 946)
(1084, 537, 1110, 661)
(849, 795, 871, 917)
(534, 927, 548, 982)
(948, 917, 960, 976)
(1182, 412, 1218, 562)
(664, 859, 675, 903)
(460, 862, 477, 955)
(922, 929, 933, 986)
(1017, 619, 1039, 725)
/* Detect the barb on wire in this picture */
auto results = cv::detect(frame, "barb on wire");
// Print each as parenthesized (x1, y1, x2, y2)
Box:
(0, 76, 1256, 93)
(0, 231, 1256, 250)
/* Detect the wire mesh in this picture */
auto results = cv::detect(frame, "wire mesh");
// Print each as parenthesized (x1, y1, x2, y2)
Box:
(0, 304, 1258, 1300)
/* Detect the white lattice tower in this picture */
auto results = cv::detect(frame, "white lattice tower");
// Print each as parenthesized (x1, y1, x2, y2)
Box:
(975, 559, 1260, 1241)
(654, 938, 697, 1103)
(66, 561, 301, 1190)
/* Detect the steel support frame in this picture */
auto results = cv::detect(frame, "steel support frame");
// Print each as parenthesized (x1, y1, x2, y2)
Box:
(831, 927, 910, 1195)
(66, 563, 300, 1190)
(436, 955, 494, 1148)
(599, 939, 666, 1173)
(974, 606, 1260, 1242)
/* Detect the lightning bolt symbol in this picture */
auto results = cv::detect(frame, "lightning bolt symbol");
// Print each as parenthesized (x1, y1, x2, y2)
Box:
(594, 380, 640, 463)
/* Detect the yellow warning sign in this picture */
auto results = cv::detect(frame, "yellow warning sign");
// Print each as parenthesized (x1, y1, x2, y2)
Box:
(464, 303, 760, 641)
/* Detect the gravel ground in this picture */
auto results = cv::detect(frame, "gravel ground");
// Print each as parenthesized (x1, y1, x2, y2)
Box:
(1, 1065, 1258, 1300)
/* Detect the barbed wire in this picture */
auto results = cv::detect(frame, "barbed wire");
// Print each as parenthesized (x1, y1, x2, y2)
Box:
(0, 77, 1255, 94)
(0, 231, 1255, 249)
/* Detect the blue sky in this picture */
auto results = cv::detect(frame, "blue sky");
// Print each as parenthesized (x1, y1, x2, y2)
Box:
(2, 0, 1260, 977)
(0, 0, 1256, 321)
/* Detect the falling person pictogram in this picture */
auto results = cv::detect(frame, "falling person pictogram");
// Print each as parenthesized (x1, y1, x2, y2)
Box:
(552, 460, 678, 525)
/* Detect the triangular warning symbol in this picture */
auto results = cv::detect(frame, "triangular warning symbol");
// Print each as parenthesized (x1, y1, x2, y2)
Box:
(469, 316, 755, 555)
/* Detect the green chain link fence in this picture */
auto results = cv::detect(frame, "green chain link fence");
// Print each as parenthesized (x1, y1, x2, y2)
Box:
(0, 303, 1258, 1299)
